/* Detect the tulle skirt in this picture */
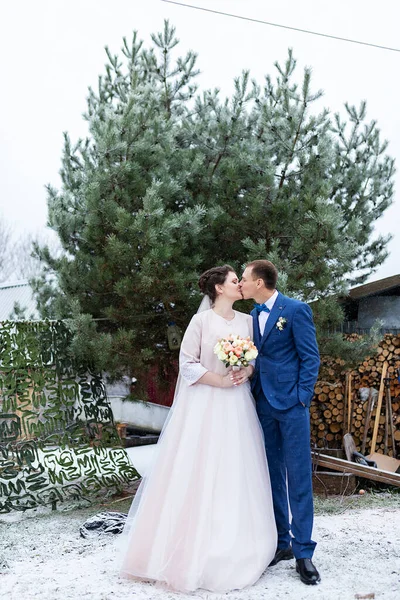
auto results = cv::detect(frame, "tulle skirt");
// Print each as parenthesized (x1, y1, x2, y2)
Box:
(119, 382, 277, 593)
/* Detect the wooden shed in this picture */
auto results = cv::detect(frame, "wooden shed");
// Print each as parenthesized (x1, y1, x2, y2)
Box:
(340, 274, 400, 333)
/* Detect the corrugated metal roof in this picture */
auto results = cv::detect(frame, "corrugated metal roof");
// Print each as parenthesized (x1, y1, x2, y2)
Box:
(349, 274, 400, 300)
(0, 280, 39, 321)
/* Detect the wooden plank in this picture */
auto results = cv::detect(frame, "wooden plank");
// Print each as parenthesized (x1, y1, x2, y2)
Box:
(347, 373, 352, 433)
(370, 362, 388, 454)
(386, 385, 396, 459)
(311, 450, 400, 487)
(343, 432, 357, 462)
(384, 386, 389, 454)
(312, 452, 400, 486)
(361, 388, 374, 455)
(343, 372, 349, 434)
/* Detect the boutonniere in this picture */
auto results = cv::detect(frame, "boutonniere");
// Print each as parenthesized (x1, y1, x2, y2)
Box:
(276, 317, 287, 331)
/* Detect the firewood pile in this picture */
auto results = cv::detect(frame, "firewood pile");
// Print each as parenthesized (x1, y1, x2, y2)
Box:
(311, 334, 400, 454)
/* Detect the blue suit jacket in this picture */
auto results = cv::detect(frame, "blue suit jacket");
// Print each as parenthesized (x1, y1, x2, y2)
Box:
(251, 292, 320, 410)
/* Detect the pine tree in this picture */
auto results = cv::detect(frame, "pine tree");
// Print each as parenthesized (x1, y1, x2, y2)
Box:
(33, 23, 395, 386)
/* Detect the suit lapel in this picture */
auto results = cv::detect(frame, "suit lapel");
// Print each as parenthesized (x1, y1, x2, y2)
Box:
(259, 292, 286, 348)
(251, 309, 261, 347)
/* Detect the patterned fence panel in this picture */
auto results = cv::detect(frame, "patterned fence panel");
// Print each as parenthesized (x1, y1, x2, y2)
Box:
(0, 321, 138, 513)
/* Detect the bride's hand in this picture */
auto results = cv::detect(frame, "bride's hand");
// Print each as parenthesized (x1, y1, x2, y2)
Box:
(230, 366, 254, 386)
(220, 373, 236, 388)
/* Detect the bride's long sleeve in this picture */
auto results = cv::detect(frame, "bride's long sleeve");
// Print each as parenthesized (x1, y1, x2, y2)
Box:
(179, 314, 208, 385)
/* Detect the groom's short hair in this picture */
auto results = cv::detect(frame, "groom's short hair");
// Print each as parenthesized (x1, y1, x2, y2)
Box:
(247, 260, 278, 290)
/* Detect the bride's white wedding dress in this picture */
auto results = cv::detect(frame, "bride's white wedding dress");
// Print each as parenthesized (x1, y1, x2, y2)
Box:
(119, 309, 277, 592)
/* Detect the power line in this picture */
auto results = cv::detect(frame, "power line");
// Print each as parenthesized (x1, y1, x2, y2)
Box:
(160, 0, 400, 54)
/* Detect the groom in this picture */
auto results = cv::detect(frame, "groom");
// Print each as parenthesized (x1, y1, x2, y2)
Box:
(238, 260, 321, 585)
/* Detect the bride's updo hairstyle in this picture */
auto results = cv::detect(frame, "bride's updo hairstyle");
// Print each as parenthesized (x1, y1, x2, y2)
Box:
(198, 265, 234, 304)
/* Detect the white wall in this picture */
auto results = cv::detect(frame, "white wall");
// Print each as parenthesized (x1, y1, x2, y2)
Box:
(109, 398, 169, 433)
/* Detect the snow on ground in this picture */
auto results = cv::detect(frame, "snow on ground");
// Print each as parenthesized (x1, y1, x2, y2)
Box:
(1, 501, 399, 600)
(1, 446, 399, 600)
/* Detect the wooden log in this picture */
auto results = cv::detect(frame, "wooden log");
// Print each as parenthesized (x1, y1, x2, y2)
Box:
(330, 423, 341, 433)
(313, 334, 400, 452)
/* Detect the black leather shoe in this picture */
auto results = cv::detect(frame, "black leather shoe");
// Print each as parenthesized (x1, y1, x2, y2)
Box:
(269, 546, 294, 566)
(296, 558, 321, 585)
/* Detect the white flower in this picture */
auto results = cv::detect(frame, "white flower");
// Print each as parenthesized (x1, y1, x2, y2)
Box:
(276, 317, 287, 331)
(229, 355, 238, 365)
(217, 351, 228, 361)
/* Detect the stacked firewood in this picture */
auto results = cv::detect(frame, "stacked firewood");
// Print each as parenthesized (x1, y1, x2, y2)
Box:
(311, 334, 400, 454)
(311, 381, 345, 447)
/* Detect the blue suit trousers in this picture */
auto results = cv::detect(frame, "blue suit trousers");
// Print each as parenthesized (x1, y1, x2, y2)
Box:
(256, 391, 316, 559)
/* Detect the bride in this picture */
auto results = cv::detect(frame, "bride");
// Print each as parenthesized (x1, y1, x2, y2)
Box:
(119, 265, 277, 592)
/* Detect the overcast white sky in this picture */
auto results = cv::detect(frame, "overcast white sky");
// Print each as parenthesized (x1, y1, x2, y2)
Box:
(0, 0, 399, 283)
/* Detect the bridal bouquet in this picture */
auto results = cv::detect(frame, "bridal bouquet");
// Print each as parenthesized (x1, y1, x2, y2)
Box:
(214, 335, 258, 369)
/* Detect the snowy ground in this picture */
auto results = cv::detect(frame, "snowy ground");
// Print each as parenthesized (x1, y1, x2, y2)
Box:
(1, 445, 399, 600)
(1, 500, 399, 600)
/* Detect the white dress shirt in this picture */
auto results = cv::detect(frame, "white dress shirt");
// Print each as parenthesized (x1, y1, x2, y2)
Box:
(259, 290, 279, 336)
